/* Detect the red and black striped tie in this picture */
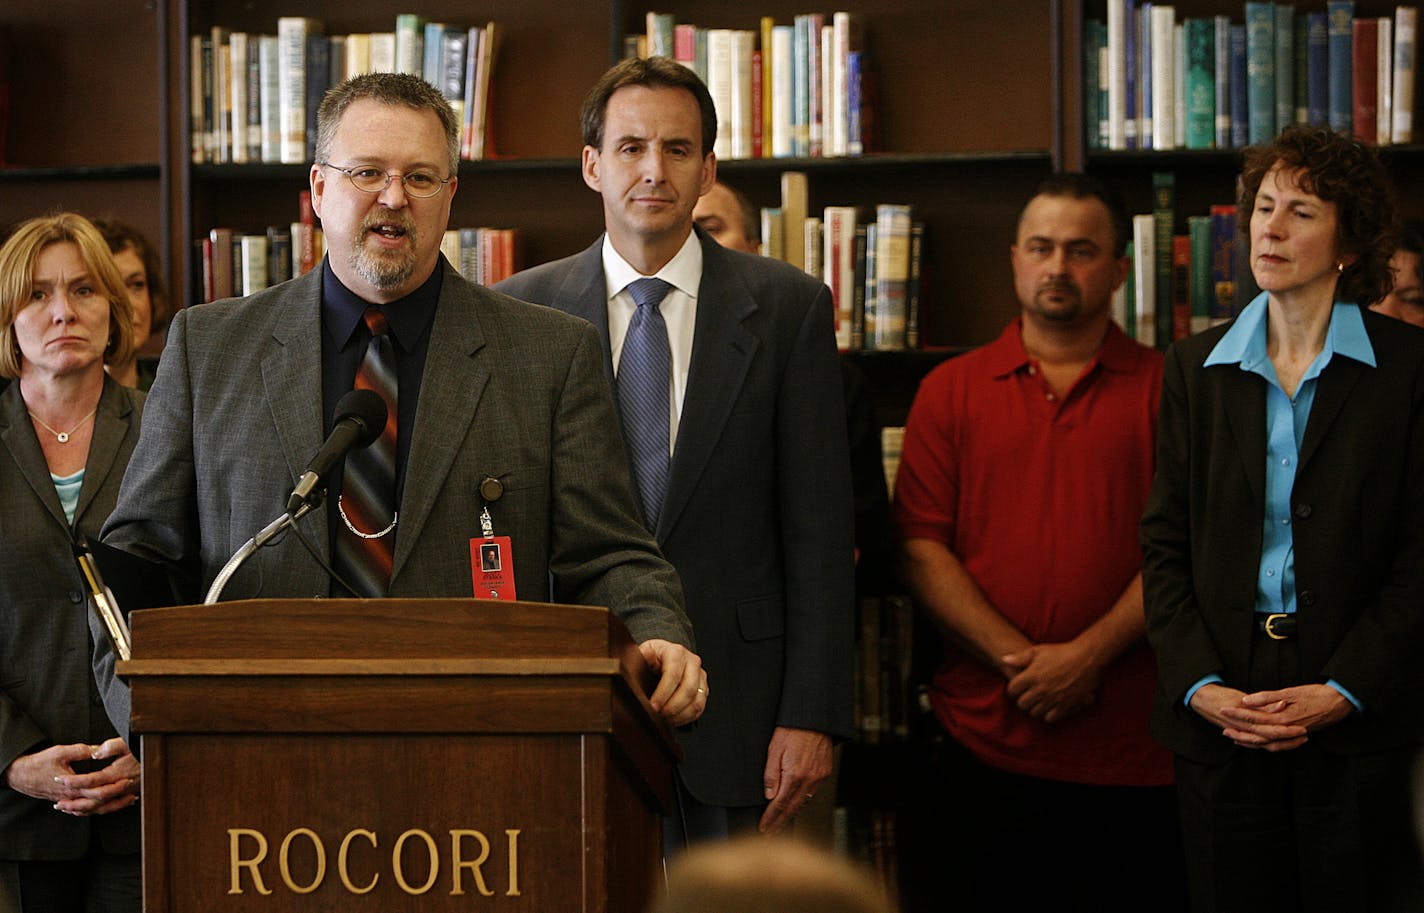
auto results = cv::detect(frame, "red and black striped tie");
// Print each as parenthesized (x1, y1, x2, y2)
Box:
(334, 306, 398, 596)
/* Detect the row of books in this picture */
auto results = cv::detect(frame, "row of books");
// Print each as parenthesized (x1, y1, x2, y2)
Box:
(636, 11, 873, 159)
(199, 222, 521, 303)
(1114, 174, 1258, 348)
(191, 15, 501, 166)
(761, 174, 923, 352)
(1087, 2, 1418, 151)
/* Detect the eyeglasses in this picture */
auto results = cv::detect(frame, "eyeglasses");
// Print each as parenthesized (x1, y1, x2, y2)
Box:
(318, 163, 453, 199)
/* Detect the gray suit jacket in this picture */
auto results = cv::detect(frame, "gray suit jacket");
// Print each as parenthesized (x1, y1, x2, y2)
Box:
(102, 261, 691, 648)
(0, 377, 141, 858)
(496, 231, 856, 806)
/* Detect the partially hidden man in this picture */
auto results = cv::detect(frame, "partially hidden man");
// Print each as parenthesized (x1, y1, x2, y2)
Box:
(892, 175, 1187, 911)
(496, 57, 855, 841)
(99, 72, 707, 728)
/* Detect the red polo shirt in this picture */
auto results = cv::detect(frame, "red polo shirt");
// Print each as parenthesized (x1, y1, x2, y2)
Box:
(894, 319, 1172, 786)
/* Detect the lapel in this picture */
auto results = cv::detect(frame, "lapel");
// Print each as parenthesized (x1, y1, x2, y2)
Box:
(658, 234, 759, 539)
(556, 239, 618, 387)
(73, 378, 134, 527)
(1298, 355, 1365, 472)
(1218, 362, 1268, 507)
(0, 380, 70, 530)
(262, 270, 328, 557)
(391, 263, 489, 579)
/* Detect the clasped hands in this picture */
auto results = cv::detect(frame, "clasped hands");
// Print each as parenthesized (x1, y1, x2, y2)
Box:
(3, 738, 141, 816)
(1001, 640, 1102, 724)
(1189, 682, 1353, 751)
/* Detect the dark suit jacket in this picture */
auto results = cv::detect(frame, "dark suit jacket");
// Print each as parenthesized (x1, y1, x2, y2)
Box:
(0, 377, 141, 859)
(102, 260, 692, 648)
(495, 230, 856, 806)
(1141, 309, 1424, 762)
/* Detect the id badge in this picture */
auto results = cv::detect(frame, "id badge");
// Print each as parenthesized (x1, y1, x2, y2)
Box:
(470, 536, 516, 600)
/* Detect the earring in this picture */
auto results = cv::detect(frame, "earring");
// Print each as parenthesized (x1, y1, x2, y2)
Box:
(1336, 262, 1345, 273)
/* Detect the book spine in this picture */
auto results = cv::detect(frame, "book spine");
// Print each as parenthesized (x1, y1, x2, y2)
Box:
(212, 27, 230, 163)
(245, 35, 263, 160)
(209, 227, 234, 300)
(1086, 20, 1104, 150)
(1214, 16, 1231, 146)
(1152, 172, 1174, 350)
(1307, 13, 1329, 126)
(1209, 205, 1238, 322)
(1171, 233, 1191, 341)
(807, 13, 824, 157)
(760, 17, 775, 157)
(1139, 2, 1154, 148)
(769, 26, 793, 157)
(229, 33, 248, 164)
(1396, 7, 1418, 144)
(1245, 3, 1275, 145)
(1352, 18, 1379, 143)
(1185, 18, 1214, 148)
(1274, 4, 1294, 135)
(792, 15, 809, 158)
(1132, 213, 1156, 347)
(395, 14, 425, 77)
(780, 170, 808, 271)
(824, 206, 848, 349)
(1380, 17, 1394, 144)
(1150, 6, 1176, 149)
(730, 30, 754, 159)
(1189, 215, 1212, 335)
(905, 221, 924, 350)
(1327, 0, 1355, 132)
(276, 18, 316, 165)
(266, 226, 293, 286)
(1230, 25, 1249, 147)
(1108, 0, 1128, 149)
(297, 189, 316, 276)
(708, 28, 735, 160)
(873, 204, 912, 351)
(647, 12, 675, 58)
(303, 35, 330, 164)
(751, 49, 764, 159)
(803, 216, 823, 280)
(190, 35, 206, 163)
(239, 234, 269, 296)
(854, 225, 865, 348)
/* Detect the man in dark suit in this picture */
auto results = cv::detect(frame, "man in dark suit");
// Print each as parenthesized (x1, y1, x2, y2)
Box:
(495, 57, 855, 840)
(100, 72, 706, 728)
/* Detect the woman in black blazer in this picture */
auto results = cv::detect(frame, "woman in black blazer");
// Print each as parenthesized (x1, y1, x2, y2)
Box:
(0, 214, 144, 912)
(1142, 126, 1424, 913)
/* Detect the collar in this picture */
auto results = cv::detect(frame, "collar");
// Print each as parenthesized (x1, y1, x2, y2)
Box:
(321, 257, 444, 353)
(1204, 292, 1376, 371)
(983, 317, 1144, 378)
(600, 230, 703, 301)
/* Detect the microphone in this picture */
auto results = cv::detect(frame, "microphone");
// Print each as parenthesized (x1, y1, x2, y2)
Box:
(285, 388, 388, 513)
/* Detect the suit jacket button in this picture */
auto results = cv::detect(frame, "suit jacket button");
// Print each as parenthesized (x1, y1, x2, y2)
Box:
(1293, 503, 1312, 519)
(1300, 590, 1316, 607)
(69, 590, 84, 604)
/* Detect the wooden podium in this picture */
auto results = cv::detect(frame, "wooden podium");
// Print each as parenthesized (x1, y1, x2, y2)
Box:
(118, 599, 679, 912)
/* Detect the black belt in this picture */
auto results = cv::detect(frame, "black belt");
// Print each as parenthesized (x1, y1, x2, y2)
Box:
(1255, 613, 1298, 640)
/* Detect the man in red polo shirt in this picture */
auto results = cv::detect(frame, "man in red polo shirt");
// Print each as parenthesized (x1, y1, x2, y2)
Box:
(893, 174, 1184, 912)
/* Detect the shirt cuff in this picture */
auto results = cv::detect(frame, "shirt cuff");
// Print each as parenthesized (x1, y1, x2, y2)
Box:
(1184, 674, 1223, 708)
(1325, 679, 1364, 713)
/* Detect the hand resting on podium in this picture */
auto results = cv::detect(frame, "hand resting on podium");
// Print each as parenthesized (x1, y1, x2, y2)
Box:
(639, 639, 709, 727)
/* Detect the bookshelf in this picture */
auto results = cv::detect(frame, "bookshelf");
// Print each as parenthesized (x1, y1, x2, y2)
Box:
(0, 1, 162, 245)
(158, 0, 1058, 349)
(1062, 0, 1424, 228)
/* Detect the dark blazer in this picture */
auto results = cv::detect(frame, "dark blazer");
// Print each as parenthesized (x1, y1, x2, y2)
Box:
(495, 230, 856, 806)
(102, 260, 692, 647)
(0, 377, 142, 858)
(1141, 308, 1424, 762)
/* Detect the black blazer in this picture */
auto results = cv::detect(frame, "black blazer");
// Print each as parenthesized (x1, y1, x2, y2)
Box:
(0, 377, 142, 858)
(1141, 308, 1424, 762)
(496, 230, 856, 806)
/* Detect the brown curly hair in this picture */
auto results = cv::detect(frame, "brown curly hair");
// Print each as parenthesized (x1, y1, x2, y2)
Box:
(1238, 125, 1397, 305)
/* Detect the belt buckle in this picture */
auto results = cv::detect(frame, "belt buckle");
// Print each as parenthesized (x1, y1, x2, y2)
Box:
(1264, 613, 1291, 641)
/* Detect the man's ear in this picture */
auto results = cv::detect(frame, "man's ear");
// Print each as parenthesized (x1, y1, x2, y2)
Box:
(582, 145, 601, 193)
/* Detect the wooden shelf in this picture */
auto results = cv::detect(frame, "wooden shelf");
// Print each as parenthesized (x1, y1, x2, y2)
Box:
(0, 164, 162, 182)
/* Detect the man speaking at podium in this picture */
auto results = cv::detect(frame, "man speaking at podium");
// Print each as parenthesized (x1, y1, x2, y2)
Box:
(100, 73, 707, 726)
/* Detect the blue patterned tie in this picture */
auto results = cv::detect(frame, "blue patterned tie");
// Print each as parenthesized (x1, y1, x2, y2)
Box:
(619, 277, 673, 531)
